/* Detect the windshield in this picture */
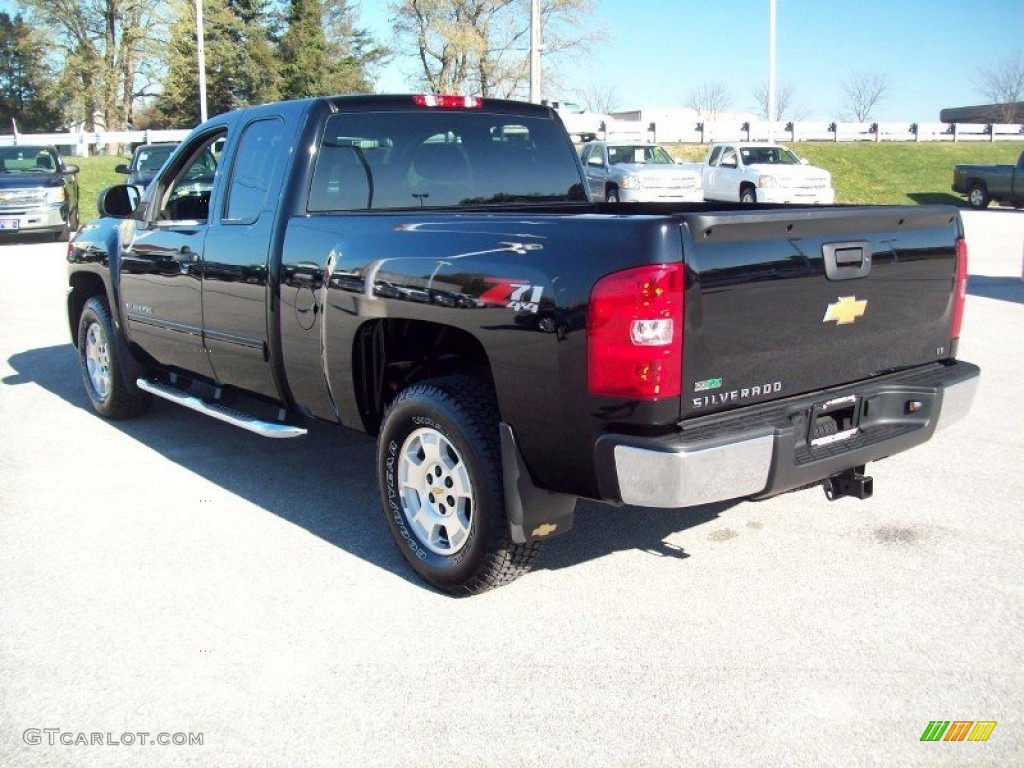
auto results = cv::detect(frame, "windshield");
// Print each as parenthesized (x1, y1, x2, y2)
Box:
(0, 146, 60, 174)
(739, 146, 801, 165)
(607, 145, 674, 165)
(135, 145, 176, 172)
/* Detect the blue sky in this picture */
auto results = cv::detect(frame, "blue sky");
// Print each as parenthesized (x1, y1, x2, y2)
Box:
(2, 0, 1021, 122)
(359, 0, 1024, 122)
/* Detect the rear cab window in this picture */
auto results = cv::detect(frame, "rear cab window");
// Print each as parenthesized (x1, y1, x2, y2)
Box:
(308, 110, 586, 211)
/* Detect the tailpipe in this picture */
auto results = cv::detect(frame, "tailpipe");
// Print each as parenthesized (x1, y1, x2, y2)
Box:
(823, 466, 873, 501)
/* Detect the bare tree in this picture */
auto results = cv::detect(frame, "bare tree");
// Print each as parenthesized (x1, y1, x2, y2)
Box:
(686, 80, 731, 119)
(575, 80, 620, 113)
(975, 50, 1024, 122)
(751, 81, 807, 121)
(840, 71, 889, 122)
(391, 0, 601, 99)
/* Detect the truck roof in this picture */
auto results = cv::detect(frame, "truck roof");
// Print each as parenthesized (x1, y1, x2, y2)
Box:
(198, 94, 559, 127)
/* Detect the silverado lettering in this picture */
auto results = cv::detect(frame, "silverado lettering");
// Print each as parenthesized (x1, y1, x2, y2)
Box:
(692, 382, 783, 408)
(66, 94, 979, 595)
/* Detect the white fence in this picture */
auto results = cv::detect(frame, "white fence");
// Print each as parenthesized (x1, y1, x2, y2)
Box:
(602, 119, 1024, 145)
(1, 121, 1022, 152)
(0, 128, 193, 155)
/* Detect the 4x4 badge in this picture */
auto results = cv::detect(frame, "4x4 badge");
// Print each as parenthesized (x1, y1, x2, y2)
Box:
(823, 296, 867, 325)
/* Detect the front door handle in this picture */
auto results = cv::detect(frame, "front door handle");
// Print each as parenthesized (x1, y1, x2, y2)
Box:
(173, 246, 198, 263)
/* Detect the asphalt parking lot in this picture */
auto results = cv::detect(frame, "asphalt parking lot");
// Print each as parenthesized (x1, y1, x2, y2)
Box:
(1, 210, 1021, 768)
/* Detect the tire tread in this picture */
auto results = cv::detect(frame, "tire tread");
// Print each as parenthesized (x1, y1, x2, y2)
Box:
(381, 375, 543, 595)
(78, 296, 151, 420)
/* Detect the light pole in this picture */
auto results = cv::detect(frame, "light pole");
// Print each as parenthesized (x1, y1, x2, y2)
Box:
(196, 0, 208, 123)
(529, 0, 542, 102)
(768, 0, 776, 141)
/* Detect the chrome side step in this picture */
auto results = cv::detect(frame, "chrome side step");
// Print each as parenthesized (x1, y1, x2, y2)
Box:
(137, 378, 307, 439)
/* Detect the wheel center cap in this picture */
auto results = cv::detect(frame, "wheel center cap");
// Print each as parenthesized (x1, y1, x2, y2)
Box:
(431, 486, 443, 496)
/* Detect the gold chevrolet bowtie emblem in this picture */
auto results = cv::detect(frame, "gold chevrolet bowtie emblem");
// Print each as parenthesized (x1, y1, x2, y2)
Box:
(532, 523, 558, 537)
(823, 296, 867, 325)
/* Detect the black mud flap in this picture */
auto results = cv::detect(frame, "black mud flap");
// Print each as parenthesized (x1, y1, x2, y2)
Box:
(500, 423, 576, 544)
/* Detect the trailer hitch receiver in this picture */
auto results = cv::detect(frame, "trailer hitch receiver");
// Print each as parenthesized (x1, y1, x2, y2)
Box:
(823, 466, 874, 501)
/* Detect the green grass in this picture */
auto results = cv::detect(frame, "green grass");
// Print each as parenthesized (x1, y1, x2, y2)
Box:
(72, 143, 1024, 213)
(72, 155, 131, 217)
(665, 141, 1024, 205)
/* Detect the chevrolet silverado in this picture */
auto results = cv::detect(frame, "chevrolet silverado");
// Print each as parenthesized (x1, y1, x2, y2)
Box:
(66, 95, 978, 594)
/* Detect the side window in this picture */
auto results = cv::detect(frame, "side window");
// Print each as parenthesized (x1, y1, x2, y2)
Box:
(708, 146, 723, 166)
(158, 131, 226, 223)
(580, 145, 592, 164)
(224, 118, 286, 223)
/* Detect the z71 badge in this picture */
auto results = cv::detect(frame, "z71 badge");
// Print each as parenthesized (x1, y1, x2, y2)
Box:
(479, 280, 544, 313)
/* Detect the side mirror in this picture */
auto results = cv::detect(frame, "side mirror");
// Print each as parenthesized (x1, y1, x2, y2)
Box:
(97, 184, 142, 218)
(64, 164, 80, 175)
(587, 156, 603, 167)
(114, 164, 130, 175)
(800, 158, 810, 165)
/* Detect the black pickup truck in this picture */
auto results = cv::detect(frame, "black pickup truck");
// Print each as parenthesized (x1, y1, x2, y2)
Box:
(952, 150, 1024, 208)
(67, 95, 979, 594)
(1, 144, 81, 241)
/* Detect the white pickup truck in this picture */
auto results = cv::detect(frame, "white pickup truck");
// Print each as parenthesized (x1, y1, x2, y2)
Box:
(543, 100, 606, 143)
(580, 141, 703, 203)
(701, 142, 835, 204)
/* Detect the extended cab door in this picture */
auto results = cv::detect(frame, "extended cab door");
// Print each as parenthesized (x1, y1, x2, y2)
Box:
(119, 129, 226, 378)
(582, 144, 609, 200)
(702, 145, 724, 200)
(712, 145, 742, 201)
(200, 116, 290, 399)
(1014, 151, 1024, 201)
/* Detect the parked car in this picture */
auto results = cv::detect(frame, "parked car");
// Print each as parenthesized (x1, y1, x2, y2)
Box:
(0, 144, 80, 241)
(701, 142, 835, 204)
(580, 141, 703, 202)
(952, 150, 1024, 209)
(115, 142, 179, 187)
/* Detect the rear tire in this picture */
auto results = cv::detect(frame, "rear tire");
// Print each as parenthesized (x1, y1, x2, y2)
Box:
(77, 296, 152, 419)
(967, 182, 990, 209)
(377, 375, 543, 595)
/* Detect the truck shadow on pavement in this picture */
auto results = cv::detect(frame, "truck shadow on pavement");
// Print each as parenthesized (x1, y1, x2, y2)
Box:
(905, 193, 967, 207)
(967, 275, 1024, 305)
(5, 343, 734, 590)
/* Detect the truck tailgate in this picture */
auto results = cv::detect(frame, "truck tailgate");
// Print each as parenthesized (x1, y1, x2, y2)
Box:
(678, 206, 962, 418)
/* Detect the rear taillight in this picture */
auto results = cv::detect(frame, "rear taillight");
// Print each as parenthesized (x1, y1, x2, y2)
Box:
(413, 94, 482, 109)
(587, 264, 684, 399)
(951, 237, 968, 341)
